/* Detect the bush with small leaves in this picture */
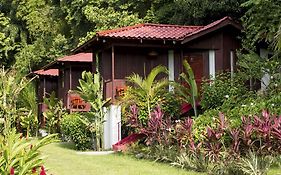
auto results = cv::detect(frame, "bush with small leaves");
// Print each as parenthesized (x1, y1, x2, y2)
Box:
(60, 113, 91, 150)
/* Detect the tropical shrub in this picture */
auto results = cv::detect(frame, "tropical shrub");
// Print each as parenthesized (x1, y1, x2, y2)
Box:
(141, 106, 174, 146)
(160, 92, 181, 119)
(200, 73, 247, 110)
(75, 70, 110, 151)
(0, 128, 57, 175)
(43, 92, 66, 134)
(197, 92, 281, 136)
(122, 65, 169, 126)
(0, 68, 36, 132)
(175, 60, 198, 117)
(236, 151, 274, 175)
(127, 107, 281, 174)
(18, 83, 39, 137)
(0, 69, 57, 174)
(60, 113, 91, 150)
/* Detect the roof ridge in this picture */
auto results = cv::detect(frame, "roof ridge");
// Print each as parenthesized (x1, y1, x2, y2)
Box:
(97, 24, 145, 36)
(57, 52, 91, 61)
(34, 69, 59, 76)
(97, 23, 204, 36)
(143, 23, 203, 28)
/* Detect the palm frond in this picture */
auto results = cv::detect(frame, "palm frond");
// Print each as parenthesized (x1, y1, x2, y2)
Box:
(176, 60, 198, 117)
(126, 73, 144, 89)
(146, 65, 168, 90)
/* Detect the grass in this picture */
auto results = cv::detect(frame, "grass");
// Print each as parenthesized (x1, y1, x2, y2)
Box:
(40, 143, 204, 175)
(40, 142, 281, 175)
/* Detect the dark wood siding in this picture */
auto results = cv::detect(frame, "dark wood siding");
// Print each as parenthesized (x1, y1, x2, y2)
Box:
(114, 46, 168, 79)
(56, 62, 92, 108)
(37, 76, 58, 123)
(222, 27, 241, 71)
(181, 27, 241, 78)
(100, 49, 112, 81)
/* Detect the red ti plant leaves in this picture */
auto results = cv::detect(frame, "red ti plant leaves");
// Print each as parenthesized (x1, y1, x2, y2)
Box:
(272, 115, 281, 141)
(272, 115, 281, 128)
(262, 110, 270, 120)
(272, 128, 281, 140)
(32, 167, 37, 174)
(205, 142, 222, 162)
(230, 128, 240, 154)
(206, 127, 223, 141)
(182, 117, 193, 136)
(175, 117, 193, 148)
(128, 105, 140, 128)
(204, 126, 223, 161)
(218, 112, 227, 131)
(206, 127, 216, 140)
(241, 116, 254, 147)
(142, 106, 170, 146)
(253, 115, 271, 139)
(188, 139, 202, 155)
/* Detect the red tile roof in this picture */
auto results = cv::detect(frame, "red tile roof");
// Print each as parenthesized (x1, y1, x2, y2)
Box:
(96, 16, 240, 41)
(34, 69, 59, 76)
(97, 24, 203, 40)
(57, 53, 92, 62)
(74, 16, 241, 53)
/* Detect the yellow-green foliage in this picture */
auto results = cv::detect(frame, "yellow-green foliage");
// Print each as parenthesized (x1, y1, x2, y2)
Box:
(0, 129, 57, 175)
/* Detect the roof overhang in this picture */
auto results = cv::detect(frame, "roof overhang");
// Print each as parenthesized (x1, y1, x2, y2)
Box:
(181, 17, 242, 44)
(72, 16, 242, 53)
(73, 37, 99, 53)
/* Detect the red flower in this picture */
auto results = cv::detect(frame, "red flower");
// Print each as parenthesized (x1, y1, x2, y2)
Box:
(32, 167, 37, 174)
(10, 167, 14, 175)
(40, 166, 46, 175)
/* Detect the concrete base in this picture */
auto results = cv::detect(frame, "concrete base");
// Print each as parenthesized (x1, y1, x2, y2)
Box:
(103, 105, 122, 149)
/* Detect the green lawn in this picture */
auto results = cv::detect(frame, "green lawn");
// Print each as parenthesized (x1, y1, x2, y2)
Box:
(40, 143, 203, 175)
(40, 143, 280, 175)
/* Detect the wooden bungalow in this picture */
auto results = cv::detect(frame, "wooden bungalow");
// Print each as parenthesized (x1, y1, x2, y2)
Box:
(71, 16, 242, 148)
(73, 16, 241, 102)
(35, 53, 93, 113)
(34, 16, 243, 148)
(32, 69, 59, 125)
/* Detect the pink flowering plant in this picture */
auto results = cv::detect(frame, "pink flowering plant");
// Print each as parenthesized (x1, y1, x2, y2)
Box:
(127, 105, 281, 172)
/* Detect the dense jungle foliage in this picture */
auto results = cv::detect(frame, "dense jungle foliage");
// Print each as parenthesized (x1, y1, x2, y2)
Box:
(1, 0, 271, 73)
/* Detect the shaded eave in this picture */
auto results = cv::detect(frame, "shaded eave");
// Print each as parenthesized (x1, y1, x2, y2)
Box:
(40, 53, 93, 70)
(28, 69, 59, 78)
(72, 36, 180, 53)
(73, 36, 99, 53)
(181, 17, 242, 44)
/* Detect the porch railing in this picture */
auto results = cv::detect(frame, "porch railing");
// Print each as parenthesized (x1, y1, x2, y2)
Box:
(104, 79, 126, 102)
(67, 92, 91, 113)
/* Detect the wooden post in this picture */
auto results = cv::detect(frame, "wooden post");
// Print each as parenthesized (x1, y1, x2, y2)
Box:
(69, 65, 72, 90)
(92, 51, 96, 74)
(43, 77, 46, 98)
(111, 46, 115, 102)
(69, 65, 72, 111)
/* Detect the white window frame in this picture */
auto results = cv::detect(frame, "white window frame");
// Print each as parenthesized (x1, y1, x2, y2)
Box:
(209, 50, 216, 79)
(168, 50, 174, 91)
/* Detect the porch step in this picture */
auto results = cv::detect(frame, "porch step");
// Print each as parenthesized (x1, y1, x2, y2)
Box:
(112, 133, 146, 152)
(181, 102, 200, 114)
